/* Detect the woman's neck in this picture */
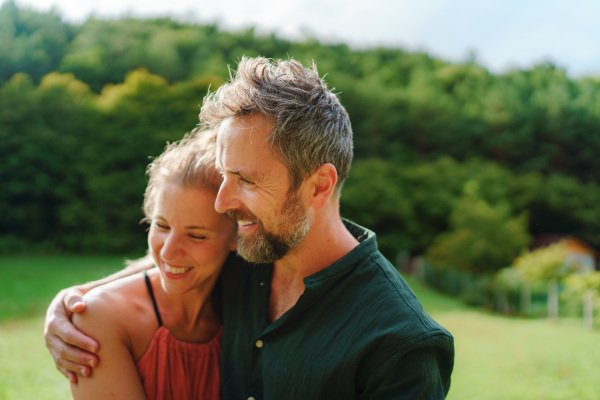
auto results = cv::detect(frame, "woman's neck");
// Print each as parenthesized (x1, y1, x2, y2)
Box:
(147, 268, 221, 343)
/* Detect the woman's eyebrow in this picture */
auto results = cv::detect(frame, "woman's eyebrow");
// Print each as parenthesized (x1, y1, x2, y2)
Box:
(186, 225, 212, 230)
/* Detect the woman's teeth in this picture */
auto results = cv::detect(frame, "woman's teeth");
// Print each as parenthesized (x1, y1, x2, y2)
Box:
(164, 264, 192, 274)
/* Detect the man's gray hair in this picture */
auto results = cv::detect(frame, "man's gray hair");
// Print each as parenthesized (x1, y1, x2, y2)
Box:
(200, 56, 353, 194)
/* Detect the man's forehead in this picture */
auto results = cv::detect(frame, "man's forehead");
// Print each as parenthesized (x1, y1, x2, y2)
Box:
(215, 116, 290, 183)
(215, 116, 268, 163)
(217, 116, 276, 165)
(216, 117, 234, 141)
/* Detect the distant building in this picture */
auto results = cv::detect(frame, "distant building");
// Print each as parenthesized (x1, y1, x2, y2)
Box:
(531, 234, 600, 273)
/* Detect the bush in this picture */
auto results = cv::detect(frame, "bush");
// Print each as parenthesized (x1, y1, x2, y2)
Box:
(514, 242, 572, 282)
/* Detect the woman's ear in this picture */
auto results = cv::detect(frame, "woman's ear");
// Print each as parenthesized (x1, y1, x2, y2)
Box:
(309, 163, 338, 209)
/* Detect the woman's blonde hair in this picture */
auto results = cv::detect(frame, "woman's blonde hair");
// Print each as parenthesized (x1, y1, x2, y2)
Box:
(142, 128, 220, 220)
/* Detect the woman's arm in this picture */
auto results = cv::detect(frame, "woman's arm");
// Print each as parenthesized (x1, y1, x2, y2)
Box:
(70, 286, 148, 400)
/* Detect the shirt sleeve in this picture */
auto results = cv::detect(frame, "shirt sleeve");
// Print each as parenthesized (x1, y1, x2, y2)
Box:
(358, 343, 453, 400)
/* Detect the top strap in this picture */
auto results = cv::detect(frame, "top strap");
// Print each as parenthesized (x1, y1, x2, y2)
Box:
(143, 270, 163, 327)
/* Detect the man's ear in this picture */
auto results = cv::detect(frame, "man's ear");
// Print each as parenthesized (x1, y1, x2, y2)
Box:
(309, 163, 338, 209)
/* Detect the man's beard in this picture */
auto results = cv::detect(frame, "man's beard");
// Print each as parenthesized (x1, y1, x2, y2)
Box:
(227, 192, 310, 264)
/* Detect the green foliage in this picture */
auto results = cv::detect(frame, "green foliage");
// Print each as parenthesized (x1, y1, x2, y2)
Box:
(426, 181, 530, 273)
(0, 1, 73, 83)
(4, 3, 600, 255)
(561, 272, 600, 310)
(0, 66, 219, 254)
(513, 242, 570, 282)
(494, 267, 527, 293)
(0, 71, 96, 252)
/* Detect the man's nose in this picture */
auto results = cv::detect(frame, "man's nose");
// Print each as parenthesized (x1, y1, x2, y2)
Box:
(215, 177, 240, 214)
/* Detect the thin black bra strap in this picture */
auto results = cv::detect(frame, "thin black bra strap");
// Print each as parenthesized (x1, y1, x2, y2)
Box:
(143, 270, 163, 327)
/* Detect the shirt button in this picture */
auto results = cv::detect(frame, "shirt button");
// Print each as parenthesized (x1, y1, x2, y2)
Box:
(255, 340, 264, 348)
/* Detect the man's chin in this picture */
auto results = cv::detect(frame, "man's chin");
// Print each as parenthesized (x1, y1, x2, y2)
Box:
(236, 236, 284, 264)
(237, 248, 275, 264)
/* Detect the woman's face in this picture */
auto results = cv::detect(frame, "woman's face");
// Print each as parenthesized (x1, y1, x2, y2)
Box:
(148, 182, 236, 294)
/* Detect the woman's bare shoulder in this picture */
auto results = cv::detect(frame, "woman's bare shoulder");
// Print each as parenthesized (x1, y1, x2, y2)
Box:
(74, 272, 154, 343)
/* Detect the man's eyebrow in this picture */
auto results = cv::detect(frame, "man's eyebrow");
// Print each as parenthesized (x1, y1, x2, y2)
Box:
(215, 160, 248, 177)
(218, 168, 241, 177)
(225, 168, 261, 180)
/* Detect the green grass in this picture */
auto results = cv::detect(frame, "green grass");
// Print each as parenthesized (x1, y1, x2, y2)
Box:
(0, 255, 132, 322)
(0, 316, 73, 399)
(405, 276, 600, 400)
(0, 255, 128, 399)
(1, 256, 600, 399)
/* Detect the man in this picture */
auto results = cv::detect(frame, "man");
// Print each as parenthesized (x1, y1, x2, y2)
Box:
(45, 57, 454, 399)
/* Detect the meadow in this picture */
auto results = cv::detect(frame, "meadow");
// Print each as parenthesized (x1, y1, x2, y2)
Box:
(1, 255, 599, 399)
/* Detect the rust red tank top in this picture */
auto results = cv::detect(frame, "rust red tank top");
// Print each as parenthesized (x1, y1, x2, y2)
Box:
(137, 271, 222, 400)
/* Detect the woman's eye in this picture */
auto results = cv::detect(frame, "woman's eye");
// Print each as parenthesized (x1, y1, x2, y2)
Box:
(190, 235, 206, 240)
(154, 222, 169, 230)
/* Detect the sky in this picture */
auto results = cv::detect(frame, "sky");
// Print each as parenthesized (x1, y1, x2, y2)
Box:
(7, 0, 600, 77)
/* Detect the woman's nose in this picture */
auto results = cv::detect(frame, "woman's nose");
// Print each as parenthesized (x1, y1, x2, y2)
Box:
(161, 232, 183, 260)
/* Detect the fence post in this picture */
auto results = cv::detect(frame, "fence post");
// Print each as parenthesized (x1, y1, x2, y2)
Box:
(415, 257, 426, 282)
(548, 279, 559, 322)
(496, 288, 509, 315)
(583, 290, 594, 330)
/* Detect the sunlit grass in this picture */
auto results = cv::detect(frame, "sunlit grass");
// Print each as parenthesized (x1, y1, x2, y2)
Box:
(0, 255, 127, 399)
(0, 255, 132, 322)
(1, 257, 599, 399)
(406, 276, 600, 400)
(0, 316, 71, 399)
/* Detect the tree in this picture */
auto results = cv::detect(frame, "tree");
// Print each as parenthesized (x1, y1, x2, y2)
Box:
(426, 181, 530, 273)
(0, 1, 72, 84)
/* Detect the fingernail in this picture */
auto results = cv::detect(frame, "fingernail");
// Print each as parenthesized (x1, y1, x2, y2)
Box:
(80, 368, 88, 376)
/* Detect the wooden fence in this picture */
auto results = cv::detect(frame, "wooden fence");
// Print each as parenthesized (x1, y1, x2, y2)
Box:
(401, 256, 599, 331)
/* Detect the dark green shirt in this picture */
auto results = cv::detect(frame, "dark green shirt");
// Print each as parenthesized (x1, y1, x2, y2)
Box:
(220, 220, 454, 399)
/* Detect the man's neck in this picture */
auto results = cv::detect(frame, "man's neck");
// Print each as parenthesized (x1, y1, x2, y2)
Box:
(268, 212, 359, 322)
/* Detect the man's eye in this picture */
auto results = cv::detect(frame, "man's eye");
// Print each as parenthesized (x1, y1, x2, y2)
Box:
(240, 177, 254, 185)
(190, 235, 206, 240)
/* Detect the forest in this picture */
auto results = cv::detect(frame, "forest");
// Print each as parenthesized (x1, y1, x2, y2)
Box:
(3, 0, 600, 276)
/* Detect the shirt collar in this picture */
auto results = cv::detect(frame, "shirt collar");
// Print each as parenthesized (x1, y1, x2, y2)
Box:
(303, 219, 378, 285)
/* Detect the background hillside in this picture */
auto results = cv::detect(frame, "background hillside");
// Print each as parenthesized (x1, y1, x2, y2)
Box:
(3, 1, 600, 266)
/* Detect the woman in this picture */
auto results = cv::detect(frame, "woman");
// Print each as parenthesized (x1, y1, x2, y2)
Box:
(70, 129, 235, 400)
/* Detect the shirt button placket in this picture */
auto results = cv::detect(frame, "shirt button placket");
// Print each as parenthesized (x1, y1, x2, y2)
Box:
(250, 338, 263, 400)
